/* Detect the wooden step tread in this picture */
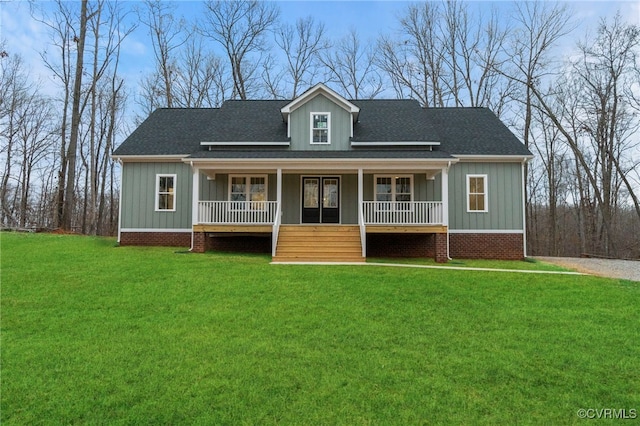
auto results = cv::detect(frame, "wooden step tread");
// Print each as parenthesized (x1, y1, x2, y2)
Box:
(272, 257, 366, 263)
(277, 238, 361, 244)
(277, 231, 361, 234)
(279, 225, 359, 231)
(277, 242, 361, 248)
(277, 248, 362, 253)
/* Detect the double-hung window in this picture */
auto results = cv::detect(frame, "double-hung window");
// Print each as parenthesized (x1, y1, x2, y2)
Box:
(156, 174, 176, 211)
(375, 175, 413, 210)
(467, 174, 488, 212)
(311, 113, 330, 144)
(230, 175, 267, 210)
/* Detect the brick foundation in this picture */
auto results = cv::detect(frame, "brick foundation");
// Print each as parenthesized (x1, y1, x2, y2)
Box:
(449, 232, 524, 260)
(120, 231, 191, 247)
(434, 233, 448, 263)
(192, 232, 208, 253)
(121, 230, 524, 261)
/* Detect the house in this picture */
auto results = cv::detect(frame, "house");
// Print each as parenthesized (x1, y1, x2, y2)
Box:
(112, 83, 532, 263)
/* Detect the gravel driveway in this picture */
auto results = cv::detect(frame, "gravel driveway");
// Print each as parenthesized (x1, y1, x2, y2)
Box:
(535, 257, 640, 282)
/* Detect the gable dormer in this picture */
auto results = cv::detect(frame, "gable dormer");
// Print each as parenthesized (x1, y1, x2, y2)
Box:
(280, 83, 360, 150)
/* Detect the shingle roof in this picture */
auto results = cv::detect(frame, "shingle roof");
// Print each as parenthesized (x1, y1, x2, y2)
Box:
(351, 99, 441, 142)
(426, 108, 532, 156)
(205, 100, 289, 143)
(113, 99, 532, 158)
(115, 109, 217, 156)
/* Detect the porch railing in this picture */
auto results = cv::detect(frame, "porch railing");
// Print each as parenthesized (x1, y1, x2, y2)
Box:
(362, 201, 444, 225)
(272, 203, 282, 256)
(198, 201, 278, 224)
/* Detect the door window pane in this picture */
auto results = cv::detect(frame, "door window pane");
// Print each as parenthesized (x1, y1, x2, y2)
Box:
(304, 179, 319, 208)
(323, 179, 338, 208)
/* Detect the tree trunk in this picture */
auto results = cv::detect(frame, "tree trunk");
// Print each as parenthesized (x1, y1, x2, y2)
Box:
(61, 0, 89, 231)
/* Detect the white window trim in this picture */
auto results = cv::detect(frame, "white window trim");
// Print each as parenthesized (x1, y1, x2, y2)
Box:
(310, 112, 331, 144)
(155, 174, 177, 212)
(228, 174, 269, 210)
(374, 175, 414, 211)
(467, 174, 488, 213)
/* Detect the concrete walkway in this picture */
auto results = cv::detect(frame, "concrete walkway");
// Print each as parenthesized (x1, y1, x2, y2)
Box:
(272, 261, 588, 276)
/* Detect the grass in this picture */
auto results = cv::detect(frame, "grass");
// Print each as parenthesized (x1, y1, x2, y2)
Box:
(2, 232, 639, 424)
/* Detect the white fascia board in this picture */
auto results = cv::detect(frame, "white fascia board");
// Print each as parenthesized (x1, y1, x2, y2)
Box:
(200, 141, 290, 146)
(111, 154, 189, 163)
(454, 154, 534, 163)
(280, 83, 360, 120)
(183, 157, 457, 172)
(351, 141, 441, 147)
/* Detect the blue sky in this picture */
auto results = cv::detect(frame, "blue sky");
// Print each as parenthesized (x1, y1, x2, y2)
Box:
(1, 0, 639, 99)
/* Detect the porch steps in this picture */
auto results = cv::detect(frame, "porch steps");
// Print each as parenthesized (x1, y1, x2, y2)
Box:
(273, 225, 365, 263)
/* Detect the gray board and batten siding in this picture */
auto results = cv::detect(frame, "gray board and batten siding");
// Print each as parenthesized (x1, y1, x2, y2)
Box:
(120, 163, 449, 229)
(448, 162, 524, 231)
(289, 94, 352, 150)
(120, 162, 193, 230)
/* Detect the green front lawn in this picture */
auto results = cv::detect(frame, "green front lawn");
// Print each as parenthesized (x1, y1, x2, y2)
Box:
(2, 233, 639, 424)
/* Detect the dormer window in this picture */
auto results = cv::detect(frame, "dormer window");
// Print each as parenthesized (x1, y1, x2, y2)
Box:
(311, 113, 330, 144)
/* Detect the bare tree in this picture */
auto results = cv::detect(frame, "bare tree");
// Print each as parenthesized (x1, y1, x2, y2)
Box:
(83, 0, 135, 234)
(0, 50, 57, 229)
(443, 3, 511, 112)
(1, 52, 30, 227)
(571, 14, 640, 254)
(378, 1, 511, 108)
(59, 0, 93, 231)
(322, 29, 384, 100)
(516, 13, 640, 257)
(200, 0, 279, 99)
(378, 2, 445, 106)
(32, 0, 77, 228)
(506, 1, 575, 255)
(274, 16, 328, 98)
(138, 0, 187, 108)
(15, 97, 56, 228)
(173, 37, 230, 108)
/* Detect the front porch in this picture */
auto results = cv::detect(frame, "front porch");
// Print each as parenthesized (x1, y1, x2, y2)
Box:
(191, 199, 449, 262)
(189, 163, 451, 262)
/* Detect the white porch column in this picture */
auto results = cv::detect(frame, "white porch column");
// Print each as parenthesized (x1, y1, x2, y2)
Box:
(358, 168, 363, 212)
(358, 168, 366, 257)
(192, 165, 200, 226)
(276, 168, 282, 208)
(441, 166, 449, 226)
